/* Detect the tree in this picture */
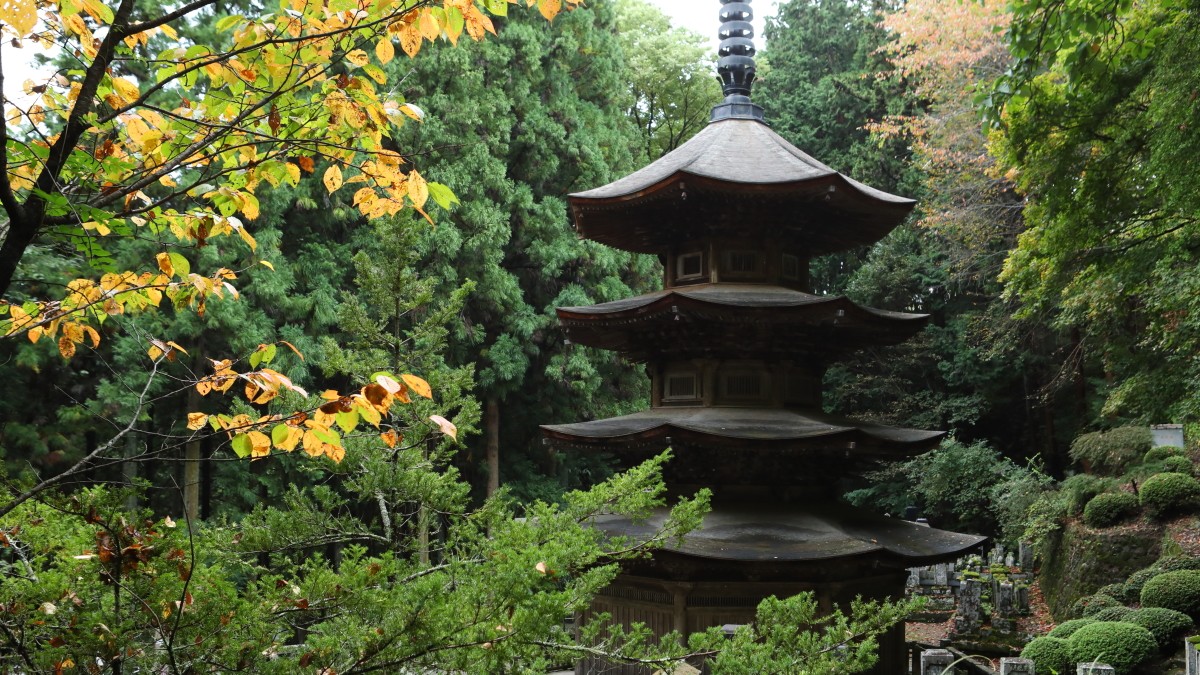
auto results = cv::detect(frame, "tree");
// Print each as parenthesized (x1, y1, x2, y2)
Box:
(988, 0, 1200, 423)
(615, 0, 723, 162)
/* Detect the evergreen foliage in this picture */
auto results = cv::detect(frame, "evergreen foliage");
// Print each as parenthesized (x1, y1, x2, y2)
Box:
(1082, 493, 1139, 528)
(1020, 635, 1073, 674)
(1127, 607, 1194, 650)
(1049, 618, 1097, 638)
(1140, 570, 1200, 618)
(1065, 621, 1158, 675)
(1138, 472, 1200, 520)
(1069, 427, 1153, 475)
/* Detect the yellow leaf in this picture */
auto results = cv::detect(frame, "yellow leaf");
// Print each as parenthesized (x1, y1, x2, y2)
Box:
(187, 413, 208, 431)
(284, 162, 301, 186)
(83, 326, 100, 347)
(398, 22, 422, 57)
(345, 49, 369, 67)
(0, 0, 37, 36)
(302, 430, 323, 457)
(111, 77, 140, 105)
(430, 415, 457, 440)
(401, 374, 432, 399)
(375, 38, 394, 65)
(464, 4, 494, 40)
(277, 425, 303, 452)
(259, 260, 275, 271)
(322, 164, 343, 193)
(237, 223, 257, 250)
(156, 252, 174, 277)
(418, 8, 440, 40)
(538, 0, 561, 21)
(407, 170, 428, 209)
(248, 430, 271, 458)
(27, 325, 43, 343)
(380, 429, 399, 448)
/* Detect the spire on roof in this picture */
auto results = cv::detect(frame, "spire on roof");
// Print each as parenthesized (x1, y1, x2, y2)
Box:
(711, 0, 765, 122)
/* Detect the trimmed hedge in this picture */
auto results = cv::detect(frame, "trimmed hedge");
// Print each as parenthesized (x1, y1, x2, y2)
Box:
(1160, 455, 1195, 475)
(1141, 569, 1200, 618)
(1139, 472, 1200, 519)
(1076, 593, 1122, 618)
(1083, 492, 1140, 528)
(1061, 474, 1122, 516)
(1153, 554, 1200, 573)
(1128, 606, 1194, 649)
(1091, 606, 1136, 622)
(1021, 636, 1073, 675)
(1099, 582, 1135, 603)
(1146, 445, 1188, 462)
(1124, 567, 1162, 600)
(1066, 621, 1157, 674)
(1049, 618, 1098, 638)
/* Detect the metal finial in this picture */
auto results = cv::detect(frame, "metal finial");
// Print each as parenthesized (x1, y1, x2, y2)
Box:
(711, 0, 765, 122)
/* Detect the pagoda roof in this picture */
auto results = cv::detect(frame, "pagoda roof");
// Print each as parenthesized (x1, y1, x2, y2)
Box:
(541, 406, 943, 456)
(568, 118, 916, 255)
(590, 503, 986, 565)
(558, 284, 928, 360)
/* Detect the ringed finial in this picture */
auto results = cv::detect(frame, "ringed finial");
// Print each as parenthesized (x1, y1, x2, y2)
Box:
(711, 0, 765, 122)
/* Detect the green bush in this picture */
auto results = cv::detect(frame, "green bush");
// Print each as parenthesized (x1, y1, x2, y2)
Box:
(1021, 636, 1073, 675)
(1128, 607, 1194, 649)
(1061, 474, 1122, 516)
(1141, 569, 1200, 617)
(1049, 618, 1097, 637)
(1160, 455, 1194, 475)
(1070, 426, 1154, 475)
(1066, 621, 1157, 674)
(1074, 593, 1121, 618)
(1098, 582, 1134, 603)
(1091, 606, 1136, 622)
(1139, 472, 1200, 519)
(1153, 554, 1200, 573)
(1125, 567, 1163, 600)
(1083, 492, 1140, 527)
(1146, 445, 1188, 462)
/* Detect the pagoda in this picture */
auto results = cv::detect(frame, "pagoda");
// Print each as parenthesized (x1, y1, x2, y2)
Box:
(541, 1, 986, 672)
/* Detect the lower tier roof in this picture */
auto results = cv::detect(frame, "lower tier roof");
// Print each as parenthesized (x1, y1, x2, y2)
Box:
(541, 406, 943, 457)
(591, 502, 986, 566)
(557, 284, 928, 361)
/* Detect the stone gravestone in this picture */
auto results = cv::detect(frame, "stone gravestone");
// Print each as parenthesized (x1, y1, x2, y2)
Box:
(1186, 636, 1199, 675)
(934, 564, 949, 586)
(1005, 552, 1015, 567)
(921, 649, 955, 675)
(1016, 584, 1031, 613)
(1019, 542, 1034, 571)
(1000, 657, 1034, 674)
(954, 578, 984, 633)
(996, 582, 1015, 616)
(908, 568, 921, 587)
(1077, 664, 1115, 675)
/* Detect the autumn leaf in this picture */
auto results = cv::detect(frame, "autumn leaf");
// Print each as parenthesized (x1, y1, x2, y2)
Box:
(346, 49, 370, 67)
(323, 165, 343, 193)
(430, 415, 457, 439)
(401, 374, 432, 399)
(375, 37, 394, 65)
(407, 170, 429, 209)
(58, 336, 76, 359)
(538, 0, 561, 21)
(298, 156, 315, 173)
(380, 429, 399, 447)
(0, 0, 37, 36)
(187, 413, 208, 430)
(398, 21, 422, 57)
(375, 374, 403, 394)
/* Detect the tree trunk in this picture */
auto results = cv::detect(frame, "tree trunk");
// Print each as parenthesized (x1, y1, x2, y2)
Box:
(183, 387, 201, 523)
(486, 397, 500, 497)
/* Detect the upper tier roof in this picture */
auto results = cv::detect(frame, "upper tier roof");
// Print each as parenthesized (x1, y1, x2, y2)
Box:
(558, 283, 928, 361)
(568, 118, 916, 255)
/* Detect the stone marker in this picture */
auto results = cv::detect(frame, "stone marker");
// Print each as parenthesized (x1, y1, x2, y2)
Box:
(997, 582, 1015, 616)
(954, 578, 984, 633)
(921, 648, 955, 675)
(1019, 542, 1034, 570)
(1076, 664, 1115, 675)
(935, 564, 949, 585)
(1000, 657, 1034, 674)
(1186, 636, 1199, 675)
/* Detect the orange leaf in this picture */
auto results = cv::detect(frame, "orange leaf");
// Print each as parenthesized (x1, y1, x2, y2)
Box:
(380, 429, 399, 448)
(398, 22, 422, 57)
(401, 374, 432, 399)
(538, 0, 561, 21)
(58, 336, 76, 359)
(298, 156, 315, 173)
(187, 413, 208, 431)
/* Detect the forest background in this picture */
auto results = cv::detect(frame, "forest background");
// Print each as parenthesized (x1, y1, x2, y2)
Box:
(1, 0, 1198, 670)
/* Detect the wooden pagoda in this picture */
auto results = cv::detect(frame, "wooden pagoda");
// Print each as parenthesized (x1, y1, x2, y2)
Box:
(541, 1, 986, 672)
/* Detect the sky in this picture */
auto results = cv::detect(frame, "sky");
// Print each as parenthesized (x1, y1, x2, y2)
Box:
(645, 0, 780, 53)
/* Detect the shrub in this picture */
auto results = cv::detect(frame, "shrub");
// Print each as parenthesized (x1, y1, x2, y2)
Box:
(1123, 564, 1161, 595)
(1139, 472, 1200, 519)
(1070, 427, 1153, 475)
(1091, 606, 1136, 622)
(1146, 445, 1188, 462)
(1083, 492, 1140, 527)
(1153, 554, 1200, 573)
(1141, 569, 1200, 617)
(1098, 582, 1133, 603)
(1021, 636, 1073, 675)
(1075, 593, 1121, 618)
(1066, 621, 1157, 674)
(1160, 455, 1194, 475)
(1049, 618, 1097, 638)
(1128, 607, 1194, 649)
(1060, 474, 1121, 516)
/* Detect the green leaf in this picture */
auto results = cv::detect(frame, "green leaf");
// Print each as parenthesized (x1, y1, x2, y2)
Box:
(262, 343, 277, 364)
(312, 426, 342, 448)
(215, 14, 244, 31)
(335, 410, 359, 434)
(427, 182, 459, 210)
(231, 434, 252, 458)
(271, 424, 290, 446)
(167, 252, 190, 278)
(483, 0, 507, 16)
